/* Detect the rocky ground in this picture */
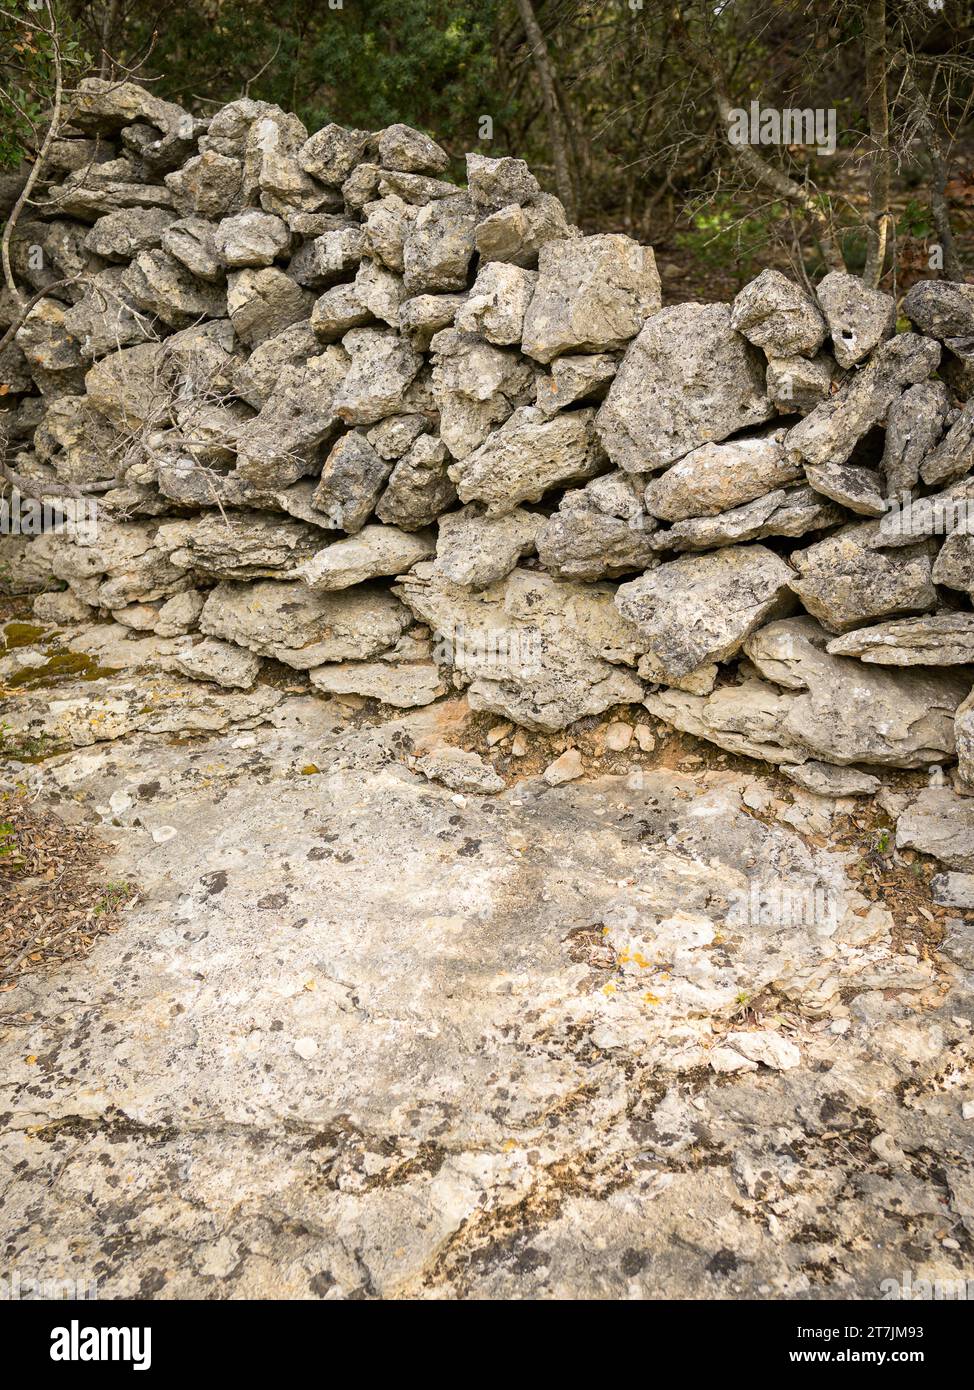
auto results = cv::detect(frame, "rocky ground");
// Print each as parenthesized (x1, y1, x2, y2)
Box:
(1, 615, 973, 1300)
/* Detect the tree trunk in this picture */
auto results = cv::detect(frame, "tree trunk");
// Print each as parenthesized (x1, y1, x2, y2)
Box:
(863, 0, 892, 286)
(514, 0, 577, 221)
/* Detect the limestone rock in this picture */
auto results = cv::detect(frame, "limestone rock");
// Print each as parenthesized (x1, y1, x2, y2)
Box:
(309, 660, 446, 708)
(789, 521, 937, 632)
(415, 747, 504, 793)
(766, 352, 837, 415)
(465, 153, 541, 213)
(455, 263, 537, 346)
(534, 353, 617, 417)
(310, 283, 371, 341)
(84, 206, 176, 261)
(785, 334, 941, 466)
(520, 234, 660, 363)
(434, 505, 540, 588)
(815, 271, 895, 367)
(333, 327, 424, 426)
(312, 430, 393, 533)
(902, 279, 974, 342)
(402, 195, 477, 295)
(730, 269, 826, 357)
(214, 210, 290, 268)
(882, 381, 951, 497)
(643, 430, 797, 521)
(160, 217, 223, 282)
(475, 195, 576, 269)
(200, 579, 410, 668)
(296, 524, 434, 590)
(157, 512, 323, 579)
(781, 761, 881, 797)
(173, 637, 262, 689)
(429, 329, 535, 459)
(596, 303, 775, 472)
(536, 472, 656, 580)
(826, 613, 974, 666)
(377, 124, 449, 175)
(616, 545, 794, 681)
(449, 406, 605, 514)
(226, 267, 314, 347)
(895, 788, 974, 870)
(299, 124, 371, 185)
(804, 463, 885, 517)
(399, 293, 466, 349)
(653, 486, 842, 553)
(920, 399, 974, 487)
(745, 617, 967, 767)
(376, 433, 457, 530)
(166, 152, 244, 219)
(235, 347, 348, 486)
(395, 565, 644, 730)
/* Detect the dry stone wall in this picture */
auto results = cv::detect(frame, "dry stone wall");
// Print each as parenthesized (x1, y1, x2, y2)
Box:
(4, 78, 974, 790)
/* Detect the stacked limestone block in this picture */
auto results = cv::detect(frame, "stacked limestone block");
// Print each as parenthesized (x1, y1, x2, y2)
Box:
(4, 79, 974, 782)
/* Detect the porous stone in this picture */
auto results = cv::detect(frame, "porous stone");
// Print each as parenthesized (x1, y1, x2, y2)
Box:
(434, 505, 540, 589)
(616, 544, 794, 682)
(296, 525, 434, 590)
(826, 614, 974, 666)
(789, 521, 938, 632)
(173, 637, 262, 689)
(449, 406, 605, 514)
(730, 269, 826, 357)
(520, 234, 661, 363)
(596, 304, 775, 472)
(643, 430, 797, 521)
(815, 271, 895, 367)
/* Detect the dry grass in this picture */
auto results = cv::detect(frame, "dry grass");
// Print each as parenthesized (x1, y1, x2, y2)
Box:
(0, 793, 138, 988)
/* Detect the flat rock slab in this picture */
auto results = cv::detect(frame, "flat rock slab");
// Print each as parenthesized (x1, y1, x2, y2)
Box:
(1, 701, 969, 1299)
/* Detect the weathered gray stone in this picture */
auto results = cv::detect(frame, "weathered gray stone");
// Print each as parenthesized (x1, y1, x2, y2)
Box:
(785, 334, 940, 466)
(312, 430, 393, 533)
(745, 617, 967, 767)
(84, 206, 176, 261)
(235, 347, 349, 486)
(226, 267, 314, 347)
(299, 123, 371, 185)
(921, 398, 974, 487)
(465, 153, 541, 212)
(616, 544, 794, 681)
(450, 406, 605, 514)
(455, 262, 537, 346)
(765, 352, 837, 415)
(902, 279, 974, 342)
(789, 520, 937, 632)
(166, 152, 244, 219)
(429, 329, 535, 459)
(377, 124, 449, 175)
(895, 787, 974, 869)
(160, 217, 224, 282)
(402, 195, 477, 295)
(932, 524, 974, 595)
(214, 210, 290, 268)
(536, 472, 656, 580)
(310, 283, 372, 341)
(521, 234, 660, 363)
(643, 430, 796, 521)
(396, 564, 644, 730)
(730, 269, 826, 357)
(882, 380, 951, 497)
(296, 524, 434, 590)
(309, 659, 446, 708)
(232, 322, 318, 408)
(781, 761, 881, 797)
(434, 505, 540, 588)
(376, 434, 457, 529)
(157, 512, 323, 579)
(120, 250, 227, 328)
(931, 872, 974, 908)
(653, 486, 842, 553)
(826, 613, 974, 666)
(200, 579, 410, 667)
(361, 196, 417, 273)
(398, 293, 465, 349)
(596, 303, 774, 472)
(534, 353, 617, 417)
(415, 747, 504, 793)
(352, 260, 405, 328)
(332, 327, 424, 426)
(474, 194, 576, 269)
(289, 224, 365, 288)
(816, 271, 895, 367)
(804, 462, 885, 517)
(173, 636, 262, 688)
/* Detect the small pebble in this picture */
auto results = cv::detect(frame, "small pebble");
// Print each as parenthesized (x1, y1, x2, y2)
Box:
(604, 721, 633, 752)
(543, 748, 583, 786)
